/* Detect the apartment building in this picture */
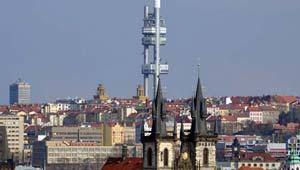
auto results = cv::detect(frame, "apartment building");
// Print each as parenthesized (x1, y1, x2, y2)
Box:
(0, 114, 24, 163)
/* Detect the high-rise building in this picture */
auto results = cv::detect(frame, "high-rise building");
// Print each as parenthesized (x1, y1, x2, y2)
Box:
(0, 114, 24, 163)
(9, 79, 31, 105)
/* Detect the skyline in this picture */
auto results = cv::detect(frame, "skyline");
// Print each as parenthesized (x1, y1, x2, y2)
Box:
(1, 0, 300, 104)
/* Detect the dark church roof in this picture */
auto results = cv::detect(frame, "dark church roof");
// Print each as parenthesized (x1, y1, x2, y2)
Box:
(102, 157, 143, 170)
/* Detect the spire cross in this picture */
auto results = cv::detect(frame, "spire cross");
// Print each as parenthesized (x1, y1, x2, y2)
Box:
(197, 63, 201, 79)
(197, 57, 201, 78)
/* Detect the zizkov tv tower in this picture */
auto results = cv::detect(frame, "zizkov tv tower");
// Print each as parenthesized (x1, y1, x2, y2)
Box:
(141, 0, 169, 98)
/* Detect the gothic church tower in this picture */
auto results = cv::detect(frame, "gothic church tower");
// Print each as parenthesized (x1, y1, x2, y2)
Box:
(141, 79, 177, 170)
(178, 77, 218, 170)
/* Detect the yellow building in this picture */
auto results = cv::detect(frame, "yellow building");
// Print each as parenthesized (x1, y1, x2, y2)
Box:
(103, 123, 124, 146)
(94, 84, 109, 100)
(133, 84, 147, 101)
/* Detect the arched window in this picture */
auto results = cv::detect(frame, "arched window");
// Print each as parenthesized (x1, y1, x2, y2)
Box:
(164, 148, 169, 166)
(147, 148, 152, 166)
(203, 148, 209, 165)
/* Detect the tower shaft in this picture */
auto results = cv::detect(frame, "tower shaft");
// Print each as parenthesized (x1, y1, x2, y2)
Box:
(141, 0, 168, 98)
(154, 0, 161, 97)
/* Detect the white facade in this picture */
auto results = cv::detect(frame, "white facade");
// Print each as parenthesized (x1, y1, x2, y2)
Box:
(288, 136, 300, 155)
(49, 113, 66, 126)
(249, 111, 263, 123)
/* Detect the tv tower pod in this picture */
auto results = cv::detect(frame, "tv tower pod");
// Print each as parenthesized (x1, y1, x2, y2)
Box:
(142, 0, 169, 97)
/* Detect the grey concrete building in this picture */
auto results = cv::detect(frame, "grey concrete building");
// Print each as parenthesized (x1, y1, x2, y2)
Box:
(50, 125, 103, 144)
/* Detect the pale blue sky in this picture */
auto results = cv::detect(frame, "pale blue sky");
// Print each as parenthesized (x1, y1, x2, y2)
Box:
(0, 0, 299, 104)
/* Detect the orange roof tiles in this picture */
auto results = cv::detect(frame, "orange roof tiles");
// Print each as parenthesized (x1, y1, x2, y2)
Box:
(274, 96, 297, 104)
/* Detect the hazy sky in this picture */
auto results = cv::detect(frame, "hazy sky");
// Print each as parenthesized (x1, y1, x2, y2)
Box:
(0, 0, 299, 104)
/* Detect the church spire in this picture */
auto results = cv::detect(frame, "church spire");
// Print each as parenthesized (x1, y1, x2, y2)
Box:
(190, 64, 208, 137)
(151, 77, 167, 137)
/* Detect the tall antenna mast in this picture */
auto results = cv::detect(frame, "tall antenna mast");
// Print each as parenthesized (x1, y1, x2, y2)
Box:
(154, 0, 161, 97)
(142, 0, 168, 98)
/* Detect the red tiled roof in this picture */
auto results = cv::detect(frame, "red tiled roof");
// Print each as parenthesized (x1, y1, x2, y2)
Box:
(25, 125, 42, 132)
(35, 113, 44, 118)
(207, 115, 237, 122)
(0, 106, 8, 112)
(231, 96, 250, 104)
(219, 104, 246, 110)
(240, 152, 277, 162)
(90, 123, 103, 128)
(274, 96, 297, 104)
(239, 166, 263, 170)
(247, 106, 278, 112)
(102, 157, 143, 170)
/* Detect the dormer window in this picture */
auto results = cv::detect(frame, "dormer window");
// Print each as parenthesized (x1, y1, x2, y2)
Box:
(253, 156, 264, 161)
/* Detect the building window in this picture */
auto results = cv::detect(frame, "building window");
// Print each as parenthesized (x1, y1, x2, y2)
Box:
(203, 148, 209, 165)
(147, 148, 152, 166)
(164, 148, 168, 166)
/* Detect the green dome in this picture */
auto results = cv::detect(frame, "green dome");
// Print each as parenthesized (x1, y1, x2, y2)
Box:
(287, 150, 300, 165)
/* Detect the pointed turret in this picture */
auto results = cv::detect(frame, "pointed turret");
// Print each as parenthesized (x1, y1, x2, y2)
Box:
(195, 77, 203, 113)
(151, 77, 167, 137)
(191, 76, 208, 137)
